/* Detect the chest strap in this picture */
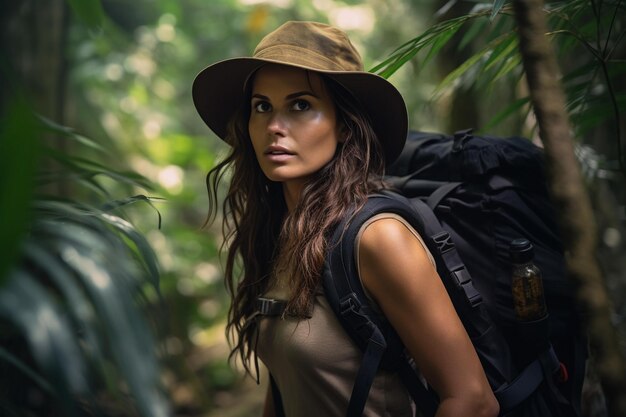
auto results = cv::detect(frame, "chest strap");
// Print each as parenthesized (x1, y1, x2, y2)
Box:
(256, 297, 288, 316)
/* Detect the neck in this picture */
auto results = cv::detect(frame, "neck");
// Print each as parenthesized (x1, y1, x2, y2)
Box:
(282, 181, 304, 212)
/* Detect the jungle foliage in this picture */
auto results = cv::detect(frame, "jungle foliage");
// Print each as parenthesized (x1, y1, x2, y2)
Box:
(0, 0, 624, 416)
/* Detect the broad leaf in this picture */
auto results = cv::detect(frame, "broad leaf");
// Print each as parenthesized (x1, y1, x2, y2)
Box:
(0, 100, 40, 286)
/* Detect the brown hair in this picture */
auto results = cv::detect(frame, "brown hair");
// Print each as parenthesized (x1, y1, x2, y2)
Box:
(205, 73, 387, 374)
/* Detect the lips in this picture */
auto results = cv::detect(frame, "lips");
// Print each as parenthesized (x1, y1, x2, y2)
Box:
(264, 145, 294, 156)
(263, 145, 295, 163)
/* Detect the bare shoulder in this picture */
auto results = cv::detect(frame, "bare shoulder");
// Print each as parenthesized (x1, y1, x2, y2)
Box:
(358, 217, 434, 290)
(359, 217, 425, 261)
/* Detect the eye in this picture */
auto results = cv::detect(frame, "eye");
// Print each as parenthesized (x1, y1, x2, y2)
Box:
(291, 99, 310, 111)
(253, 101, 271, 113)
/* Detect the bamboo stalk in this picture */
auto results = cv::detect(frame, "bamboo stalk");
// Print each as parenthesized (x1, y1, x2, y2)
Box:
(512, 0, 626, 415)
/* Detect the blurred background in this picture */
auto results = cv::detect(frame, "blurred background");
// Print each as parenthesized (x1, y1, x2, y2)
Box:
(0, 0, 624, 416)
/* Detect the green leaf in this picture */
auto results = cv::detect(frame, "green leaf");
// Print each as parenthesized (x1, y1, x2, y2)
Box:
(13, 198, 170, 416)
(491, 53, 521, 81)
(96, 211, 162, 291)
(434, 45, 488, 96)
(56, 231, 170, 417)
(483, 32, 518, 72)
(490, 0, 508, 20)
(459, 18, 488, 50)
(32, 199, 162, 295)
(22, 241, 106, 363)
(42, 148, 154, 192)
(571, 93, 626, 133)
(66, 0, 105, 29)
(433, 28, 522, 98)
(370, 13, 479, 75)
(38, 115, 109, 154)
(0, 100, 39, 286)
(482, 97, 531, 131)
(101, 195, 166, 230)
(0, 271, 89, 402)
(422, 23, 463, 68)
(370, 38, 422, 74)
(0, 345, 53, 394)
(378, 48, 421, 79)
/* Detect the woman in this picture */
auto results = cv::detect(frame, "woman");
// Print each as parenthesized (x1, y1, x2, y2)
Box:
(193, 21, 499, 417)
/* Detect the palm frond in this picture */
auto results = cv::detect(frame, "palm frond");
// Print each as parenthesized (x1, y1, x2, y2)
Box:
(369, 13, 485, 77)
(374, 0, 625, 173)
(0, 270, 89, 415)
(39, 115, 110, 155)
(1, 198, 171, 417)
(491, 0, 508, 20)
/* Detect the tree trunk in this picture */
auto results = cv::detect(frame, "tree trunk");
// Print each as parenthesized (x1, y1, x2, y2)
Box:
(512, 1, 626, 416)
(0, 0, 69, 197)
(434, 0, 481, 133)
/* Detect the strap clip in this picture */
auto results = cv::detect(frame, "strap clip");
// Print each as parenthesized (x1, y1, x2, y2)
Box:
(256, 297, 287, 316)
(340, 293, 362, 315)
(451, 268, 483, 307)
(432, 231, 455, 254)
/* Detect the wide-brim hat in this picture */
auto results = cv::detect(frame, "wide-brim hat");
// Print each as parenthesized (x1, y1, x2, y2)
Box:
(192, 21, 408, 165)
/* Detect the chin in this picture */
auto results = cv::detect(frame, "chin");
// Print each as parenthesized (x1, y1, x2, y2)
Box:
(262, 169, 296, 183)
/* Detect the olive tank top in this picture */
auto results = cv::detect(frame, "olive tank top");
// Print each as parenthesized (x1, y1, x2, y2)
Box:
(255, 213, 434, 417)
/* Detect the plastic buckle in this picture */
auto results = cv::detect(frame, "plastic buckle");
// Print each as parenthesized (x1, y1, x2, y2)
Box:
(256, 297, 286, 316)
(451, 268, 482, 307)
(452, 128, 473, 152)
(432, 231, 455, 254)
(339, 293, 362, 315)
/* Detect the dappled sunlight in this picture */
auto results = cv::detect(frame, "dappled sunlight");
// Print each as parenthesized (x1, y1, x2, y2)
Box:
(239, 0, 293, 8)
(158, 164, 184, 193)
(125, 50, 157, 78)
(154, 78, 176, 99)
(189, 322, 227, 350)
(195, 261, 220, 285)
(143, 118, 163, 139)
(10, 0, 621, 416)
(329, 5, 375, 32)
(176, 277, 196, 296)
(120, 95, 139, 112)
(147, 229, 174, 271)
(199, 299, 221, 319)
(62, 246, 111, 289)
(105, 63, 124, 81)
(100, 111, 123, 137)
(156, 14, 177, 43)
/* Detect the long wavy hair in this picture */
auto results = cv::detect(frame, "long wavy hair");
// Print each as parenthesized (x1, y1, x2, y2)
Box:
(205, 71, 388, 374)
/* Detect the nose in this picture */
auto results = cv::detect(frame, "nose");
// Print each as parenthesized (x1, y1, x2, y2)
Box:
(266, 111, 287, 137)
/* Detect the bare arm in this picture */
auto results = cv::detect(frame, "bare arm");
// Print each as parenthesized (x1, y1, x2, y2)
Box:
(358, 218, 499, 417)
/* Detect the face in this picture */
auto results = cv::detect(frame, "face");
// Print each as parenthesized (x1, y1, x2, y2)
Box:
(248, 64, 340, 195)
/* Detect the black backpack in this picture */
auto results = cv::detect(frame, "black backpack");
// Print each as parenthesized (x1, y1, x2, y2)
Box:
(321, 130, 588, 417)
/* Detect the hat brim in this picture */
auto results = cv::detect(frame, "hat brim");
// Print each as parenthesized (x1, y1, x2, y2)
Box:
(192, 57, 408, 164)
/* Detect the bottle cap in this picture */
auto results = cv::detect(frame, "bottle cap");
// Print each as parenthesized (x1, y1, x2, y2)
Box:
(510, 238, 534, 263)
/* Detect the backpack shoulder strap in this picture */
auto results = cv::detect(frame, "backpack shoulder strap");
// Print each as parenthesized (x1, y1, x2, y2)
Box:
(323, 193, 439, 417)
(425, 181, 462, 210)
(270, 373, 286, 417)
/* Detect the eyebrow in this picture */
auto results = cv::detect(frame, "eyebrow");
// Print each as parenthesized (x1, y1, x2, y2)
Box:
(251, 91, 319, 101)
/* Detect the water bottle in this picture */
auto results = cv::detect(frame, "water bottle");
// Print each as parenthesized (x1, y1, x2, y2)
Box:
(510, 238, 547, 321)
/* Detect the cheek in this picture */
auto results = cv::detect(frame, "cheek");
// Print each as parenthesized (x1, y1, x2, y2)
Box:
(304, 118, 339, 158)
(248, 121, 264, 159)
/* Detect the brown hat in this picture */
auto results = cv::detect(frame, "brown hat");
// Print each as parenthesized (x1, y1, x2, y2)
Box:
(192, 21, 408, 164)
